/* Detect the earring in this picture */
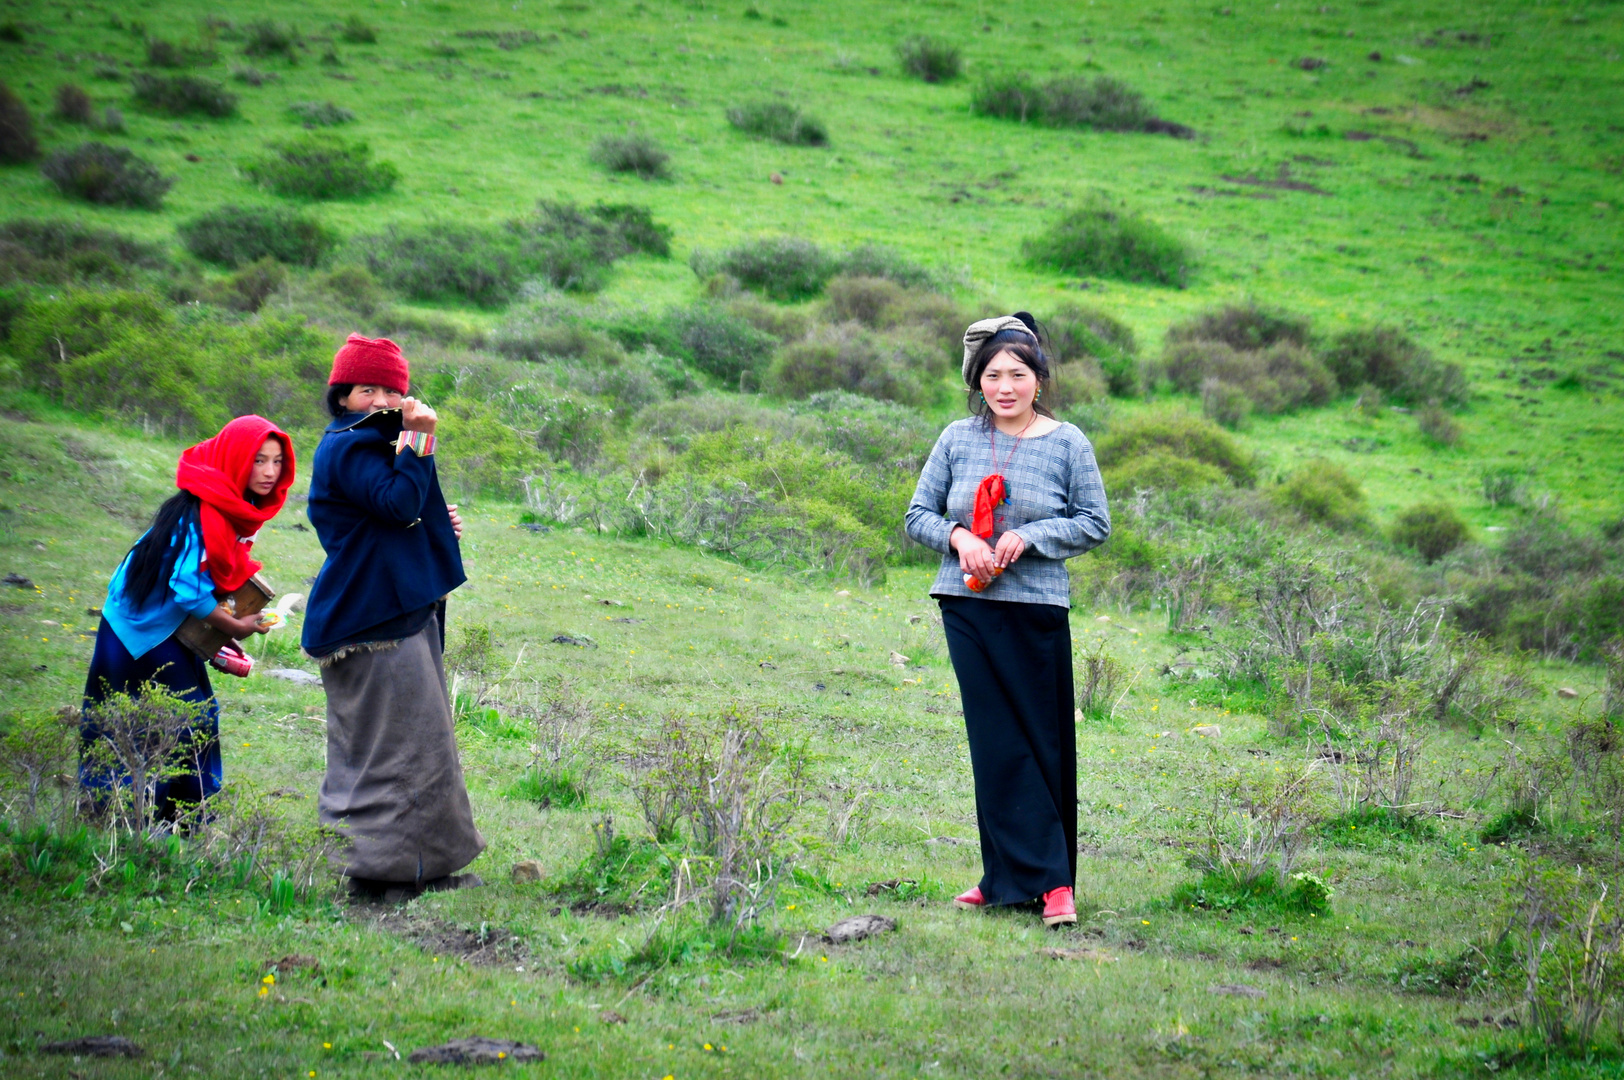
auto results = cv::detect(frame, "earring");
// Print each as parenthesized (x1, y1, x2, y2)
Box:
(1035, 387, 1043, 401)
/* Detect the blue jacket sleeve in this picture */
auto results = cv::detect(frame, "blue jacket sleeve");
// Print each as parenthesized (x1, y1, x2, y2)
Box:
(169, 520, 220, 619)
(332, 438, 436, 525)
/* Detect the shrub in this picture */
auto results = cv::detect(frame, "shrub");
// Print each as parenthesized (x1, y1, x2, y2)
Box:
(0, 219, 168, 284)
(41, 143, 172, 209)
(572, 202, 671, 258)
(202, 256, 287, 312)
(838, 243, 935, 289)
(1390, 500, 1469, 562)
(341, 16, 378, 44)
(692, 237, 838, 300)
(726, 101, 828, 146)
(179, 204, 338, 267)
(492, 312, 627, 366)
(896, 35, 961, 82)
(145, 37, 215, 67)
(435, 396, 549, 496)
(130, 73, 238, 117)
(1166, 302, 1311, 352)
(1023, 197, 1190, 286)
(1095, 408, 1255, 486)
(53, 84, 94, 124)
(1322, 326, 1467, 405)
(589, 132, 669, 179)
(663, 303, 779, 385)
(242, 134, 398, 199)
(1042, 75, 1154, 130)
(242, 20, 300, 57)
(1416, 403, 1460, 446)
(770, 322, 937, 406)
(353, 223, 525, 307)
(1046, 360, 1107, 411)
(0, 81, 41, 163)
(1163, 340, 1336, 418)
(971, 73, 1044, 123)
(1047, 303, 1140, 396)
(230, 65, 273, 86)
(1272, 460, 1367, 530)
(1102, 449, 1229, 496)
(513, 201, 672, 290)
(288, 100, 354, 126)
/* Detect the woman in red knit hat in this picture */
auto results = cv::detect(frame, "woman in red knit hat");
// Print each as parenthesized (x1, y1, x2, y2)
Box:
(302, 335, 484, 900)
(82, 415, 295, 824)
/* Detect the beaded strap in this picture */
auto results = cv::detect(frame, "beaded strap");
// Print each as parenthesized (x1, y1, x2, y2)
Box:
(396, 430, 436, 457)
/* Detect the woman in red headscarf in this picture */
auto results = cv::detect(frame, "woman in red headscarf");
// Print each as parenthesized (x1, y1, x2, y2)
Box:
(81, 415, 295, 823)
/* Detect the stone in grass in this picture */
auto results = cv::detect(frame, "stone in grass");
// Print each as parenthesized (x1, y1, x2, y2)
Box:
(1557, 687, 1579, 699)
(408, 1037, 545, 1064)
(510, 860, 544, 884)
(825, 914, 896, 944)
(269, 668, 321, 685)
(41, 1035, 145, 1057)
(1191, 724, 1221, 737)
(1209, 983, 1266, 999)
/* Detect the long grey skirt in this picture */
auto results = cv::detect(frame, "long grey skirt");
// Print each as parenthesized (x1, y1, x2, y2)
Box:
(317, 611, 485, 884)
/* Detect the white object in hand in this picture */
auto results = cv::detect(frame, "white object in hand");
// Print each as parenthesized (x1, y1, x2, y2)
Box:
(259, 592, 305, 630)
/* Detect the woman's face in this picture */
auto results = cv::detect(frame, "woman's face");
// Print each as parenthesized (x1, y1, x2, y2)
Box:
(979, 349, 1040, 419)
(341, 385, 405, 413)
(247, 438, 284, 498)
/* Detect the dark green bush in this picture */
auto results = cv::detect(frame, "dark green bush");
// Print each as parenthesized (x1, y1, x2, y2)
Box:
(692, 237, 838, 300)
(769, 323, 938, 406)
(1164, 340, 1336, 421)
(0, 219, 168, 285)
(971, 73, 1044, 123)
(1416, 403, 1460, 446)
(340, 15, 377, 44)
(53, 84, 94, 124)
(179, 204, 338, 268)
(838, 243, 935, 289)
(1095, 408, 1255, 486)
(662, 303, 779, 384)
(242, 20, 300, 57)
(1272, 460, 1368, 530)
(353, 223, 526, 307)
(41, 143, 172, 209)
(1167, 302, 1312, 352)
(242, 134, 398, 199)
(1323, 326, 1466, 405)
(1047, 303, 1140, 396)
(131, 73, 238, 117)
(1023, 198, 1190, 287)
(579, 202, 671, 258)
(726, 101, 828, 146)
(145, 37, 216, 67)
(589, 132, 669, 179)
(288, 100, 354, 126)
(896, 35, 961, 82)
(1390, 500, 1469, 563)
(0, 81, 41, 163)
(1041, 75, 1153, 130)
(513, 201, 672, 290)
(202, 256, 287, 312)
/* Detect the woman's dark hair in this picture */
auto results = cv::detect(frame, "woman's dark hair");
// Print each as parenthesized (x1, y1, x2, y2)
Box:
(120, 491, 201, 607)
(326, 383, 353, 418)
(966, 321, 1057, 424)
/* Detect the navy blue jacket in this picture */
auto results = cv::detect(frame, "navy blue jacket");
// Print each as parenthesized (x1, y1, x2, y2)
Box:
(301, 410, 466, 657)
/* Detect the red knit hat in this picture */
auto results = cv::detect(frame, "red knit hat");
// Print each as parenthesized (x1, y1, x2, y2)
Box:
(328, 334, 409, 393)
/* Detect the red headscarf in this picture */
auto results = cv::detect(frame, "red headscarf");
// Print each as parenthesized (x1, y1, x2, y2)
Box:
(175, 415, 296, 593)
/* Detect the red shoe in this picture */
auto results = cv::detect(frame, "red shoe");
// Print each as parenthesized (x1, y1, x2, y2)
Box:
(953, 885, 985, 910)
(1042, 886, 1077, 927)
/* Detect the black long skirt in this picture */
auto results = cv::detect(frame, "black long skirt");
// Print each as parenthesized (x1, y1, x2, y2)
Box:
(939, 596, 1076, 905)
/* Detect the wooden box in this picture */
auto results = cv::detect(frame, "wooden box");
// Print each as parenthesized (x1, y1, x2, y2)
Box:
(175, 574, 275, 659)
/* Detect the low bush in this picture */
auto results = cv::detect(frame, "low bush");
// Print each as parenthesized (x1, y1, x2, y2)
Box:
(971, 73, 1044, 123)
(589, 132, 669, 179)
(1163, 340, 1336, 422)
(1041, 75, 1154, 130)
(896, 35, 961, 82)
(53, 84, 94, 124)
(352, 223, 525, 307)
(726, 101, 828, 146)
(1047, 303, 1140, 396)
(1416, 403, 1460, 446)
(1166, 302, 1311, 353)
(179, 204, 338, 268)
(42, 142, 172, 209)
(581, 202, 671, 258)
(659, 303, 779, 385)
(435, 395, 550, 495)
(1101, 448, 1229, 496)
(691, 237, 837, 300)
(1322, 326, 1466, 405)
(769, 323, 939, 406)
(1390, 500, 1469, 562)
(838, 244, 935, 290)
(202, 256, 287, 312)
(230, 65, 273, 86)
(242, 19, 300, 57)
(341, 15, 377, 44)
(1023, 198, 1190, 287)
(288, 100, 354, 126)
(0, 219, 168, 285)
(0, 81, 41, 163)
(1272, 460, 1368, 530)
(1046, 360, 1107, 411)
(145, 37, 216, 68)
(131, 73, 238, 117)
(242, 134, 398, 199)
(1095, 408, 1255, 486)
(822, 275, 960, 352)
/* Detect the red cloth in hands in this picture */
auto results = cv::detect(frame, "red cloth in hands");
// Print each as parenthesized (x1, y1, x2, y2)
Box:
(175, 415, 296, 593)
(972, 473, 1005, 540)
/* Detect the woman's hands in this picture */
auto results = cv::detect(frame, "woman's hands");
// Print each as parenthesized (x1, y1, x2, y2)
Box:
(993, 531, 1026, 569)
(952, 527, 1025, 584)
(401, 397, 438, 435)
(206, 607, 270, 639)
(446, 503, 464, 540)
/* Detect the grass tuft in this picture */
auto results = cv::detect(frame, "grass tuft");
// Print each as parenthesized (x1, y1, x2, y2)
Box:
(287, 100, 354, 127)
(727, 101, 828, 146)
(1023, 196, 1190, 287)
(41, 143, 171, 209)
(242, 134, 398, 200)
(896, 35, 961, 82)
(590, 132, 670, 179)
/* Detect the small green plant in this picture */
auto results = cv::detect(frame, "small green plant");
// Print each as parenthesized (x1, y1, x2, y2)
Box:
(1076, 637, 1126, 720)
(0, 82, 42, 163)
(53, 84, 94, 124)
(590, 132, 670, 179)
(1178, 766, 1325, 914)
(1023, 197, 1191, 287)
(179, 204, 338, 267)
(242, 19, 300, 57)
(896, 35, 960, 82)
(726, 101, 828, 146)
(1322, 326, 1467, 406)
(1271, 460, 1369, 530)
(130, 73, 238, 117)
(340, 15, 377, 44)
(288, 100, 354, 126)
(41, 142, 173, 209)
(1416, 403, 1461, 446)
(691, 237, 838, 300)
(1390, 499, 1469, 563)
(242, 134, 398, 199)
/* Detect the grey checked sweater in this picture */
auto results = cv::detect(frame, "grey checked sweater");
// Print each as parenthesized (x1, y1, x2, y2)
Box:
(904, 418, 1111, 608)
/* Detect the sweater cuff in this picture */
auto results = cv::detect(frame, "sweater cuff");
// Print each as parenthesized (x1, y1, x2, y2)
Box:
(396, 431, 436, 457)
